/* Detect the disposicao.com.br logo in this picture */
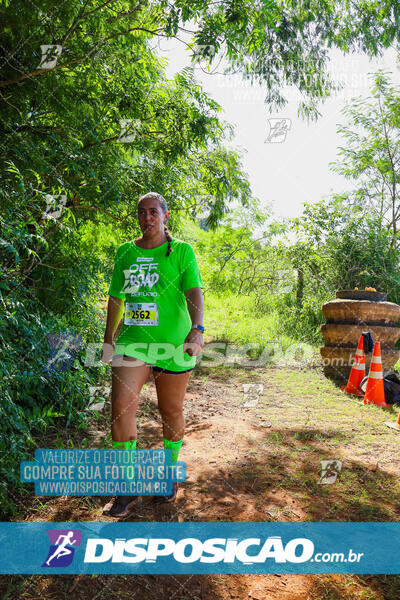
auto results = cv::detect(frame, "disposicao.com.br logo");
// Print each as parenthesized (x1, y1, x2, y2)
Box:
(37, 529, 365, 573)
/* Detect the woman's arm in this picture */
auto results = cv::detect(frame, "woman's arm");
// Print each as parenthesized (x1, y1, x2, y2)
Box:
(183, 287, 204, 357)
(101, 296, 125, 362)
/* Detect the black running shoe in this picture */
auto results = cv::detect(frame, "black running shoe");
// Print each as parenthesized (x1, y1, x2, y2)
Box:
(104, 495, 137, 517)
(153, 482, 178, 504)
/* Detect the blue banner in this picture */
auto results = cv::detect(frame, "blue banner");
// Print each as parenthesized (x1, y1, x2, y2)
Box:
(0, 522, 399, 574)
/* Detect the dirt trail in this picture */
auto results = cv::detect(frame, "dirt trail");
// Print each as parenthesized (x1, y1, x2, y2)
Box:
(3, 366, 400, 599)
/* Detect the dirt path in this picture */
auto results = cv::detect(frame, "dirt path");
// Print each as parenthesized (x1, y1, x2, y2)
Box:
(3, 365, 400, 599)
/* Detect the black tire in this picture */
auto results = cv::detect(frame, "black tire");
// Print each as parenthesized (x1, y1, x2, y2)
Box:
(335, 289, 387, 302)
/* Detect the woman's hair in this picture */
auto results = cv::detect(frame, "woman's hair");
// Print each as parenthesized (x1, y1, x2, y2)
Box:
(138, 192, 173, 257)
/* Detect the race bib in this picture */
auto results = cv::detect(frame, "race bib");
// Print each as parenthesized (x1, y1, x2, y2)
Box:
(124, 302, 158, 326)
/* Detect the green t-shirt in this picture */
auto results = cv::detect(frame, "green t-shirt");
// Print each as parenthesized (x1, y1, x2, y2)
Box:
(107, 238, 203, 371)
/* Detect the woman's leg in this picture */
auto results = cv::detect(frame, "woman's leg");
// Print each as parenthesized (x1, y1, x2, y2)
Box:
(154, 370, 191, 441)
(111, 359, 151, 442)
(153, 370, 191, 503)
(105, 358, 151, 517)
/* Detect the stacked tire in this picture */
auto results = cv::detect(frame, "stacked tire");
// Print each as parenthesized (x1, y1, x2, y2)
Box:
(320, 290, 400, 382)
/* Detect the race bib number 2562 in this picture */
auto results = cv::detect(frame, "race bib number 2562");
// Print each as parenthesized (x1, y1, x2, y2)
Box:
(124, 302, 158, 326)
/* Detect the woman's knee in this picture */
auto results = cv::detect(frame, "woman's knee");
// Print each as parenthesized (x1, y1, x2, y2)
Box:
(112, 394, 140, 419)
(158, 403, 184, 421)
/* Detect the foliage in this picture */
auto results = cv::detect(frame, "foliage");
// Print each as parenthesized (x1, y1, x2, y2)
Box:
(182, 211, 291, 303)
(282, 191, 400, 343)
(330, 71, 400, 247)
(0, 281, 106, 519)
(0, 1, 256, 518)
(280, 72, 400, 341)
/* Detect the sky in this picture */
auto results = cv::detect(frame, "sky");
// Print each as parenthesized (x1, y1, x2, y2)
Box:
(154, 31, 399, 221)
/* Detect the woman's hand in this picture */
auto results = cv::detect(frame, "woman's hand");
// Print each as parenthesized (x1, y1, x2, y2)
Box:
(183, 328, 204, 357)
(101, 341, 115, 363)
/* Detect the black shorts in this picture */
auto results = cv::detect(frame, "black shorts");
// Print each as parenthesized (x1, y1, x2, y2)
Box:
(152, 366, 193, 374)
(122, 355, 193, 375)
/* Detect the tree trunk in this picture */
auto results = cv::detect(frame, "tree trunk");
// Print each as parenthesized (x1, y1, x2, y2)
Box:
(296, 267, 304, 306)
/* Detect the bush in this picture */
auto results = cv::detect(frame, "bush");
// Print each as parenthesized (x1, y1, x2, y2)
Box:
(0, 285, 106, 519)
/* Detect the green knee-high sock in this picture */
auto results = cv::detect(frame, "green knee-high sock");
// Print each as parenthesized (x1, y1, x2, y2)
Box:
(112, 440, 137, 450)
(163, 438, 183, 463)
(112, 439, 136, 480)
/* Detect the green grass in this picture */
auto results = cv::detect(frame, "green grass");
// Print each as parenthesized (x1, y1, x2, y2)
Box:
(204, 290, 400, 372)
(204, 292, 320, 368)
(205, 291, 281, 344)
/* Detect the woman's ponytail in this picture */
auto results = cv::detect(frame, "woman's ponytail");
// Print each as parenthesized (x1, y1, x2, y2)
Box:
(164, 225, 173, 257)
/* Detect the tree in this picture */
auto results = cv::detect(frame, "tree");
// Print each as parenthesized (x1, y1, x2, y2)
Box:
(0, 24, 255, 296)
(288, 192, 400, 319)
(0, 3, 260, 517)
(282, 70, 400, 340)
(331, 71, 400, 248)
(182, 208, 291, 307)
(2, 1, 398, 119)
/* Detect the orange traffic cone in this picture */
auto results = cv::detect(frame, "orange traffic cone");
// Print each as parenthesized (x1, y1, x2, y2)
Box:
(341, 334, 365, 396)
(363, 342, 389, 407)
(385, 409, 400, 431)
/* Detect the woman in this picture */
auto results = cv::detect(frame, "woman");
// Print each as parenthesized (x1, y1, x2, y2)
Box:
(101, 192, 204, 517)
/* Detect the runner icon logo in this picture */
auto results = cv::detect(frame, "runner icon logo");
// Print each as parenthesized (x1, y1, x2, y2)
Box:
(42, 529, 82, 567)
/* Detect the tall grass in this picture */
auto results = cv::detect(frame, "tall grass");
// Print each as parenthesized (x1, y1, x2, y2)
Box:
(203, 291, 319, 363)
(205, 292, 281, 344)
